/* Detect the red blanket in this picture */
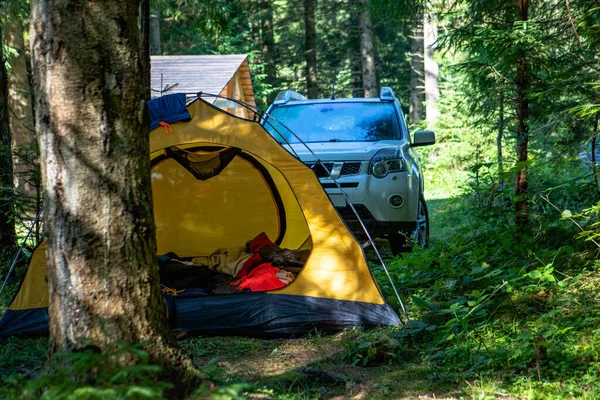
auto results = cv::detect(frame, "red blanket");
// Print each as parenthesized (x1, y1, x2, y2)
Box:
(232, 233, 286, 292)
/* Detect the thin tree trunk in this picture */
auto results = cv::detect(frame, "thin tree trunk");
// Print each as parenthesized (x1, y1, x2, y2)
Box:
(304, 0, 318, 99)
(251, 0, 261, 43)
(140, 0, 151, 100)
(409, 15, 424, 124)
(358, 0, 377, 97)
(424, 13, 439, 124)
(150, 8, 162, 56)
(6, 12, 37, 213)
(31, 0, 199, 389)
(592, 112, 600, 199)
(0, 25, 15, 252)
(261, 0, 277, 102)
(348, 0, 363, 98)
(514, 0, 529, 228)
(497, 91, 504, 181)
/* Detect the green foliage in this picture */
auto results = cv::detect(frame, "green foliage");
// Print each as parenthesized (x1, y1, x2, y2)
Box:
(341, 328, 418, 366)
(562, 201, 600, 247)
(0, 341, 171, 400)
(362, 166, 600, 397)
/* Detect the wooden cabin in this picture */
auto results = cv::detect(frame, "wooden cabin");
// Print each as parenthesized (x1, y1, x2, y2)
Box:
(151, 55, 256, 118)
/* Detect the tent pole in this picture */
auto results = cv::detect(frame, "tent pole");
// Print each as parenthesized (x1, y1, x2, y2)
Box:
(188, 92, 410, 323)
(0, 207, 44, 298)
(262, 112, 410, 323)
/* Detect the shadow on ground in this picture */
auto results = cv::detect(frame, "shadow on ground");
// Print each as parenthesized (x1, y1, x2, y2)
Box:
(184, 334, 463, 399)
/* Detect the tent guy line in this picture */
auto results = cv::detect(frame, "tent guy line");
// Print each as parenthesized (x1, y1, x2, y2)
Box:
(194, 92, 410, 322)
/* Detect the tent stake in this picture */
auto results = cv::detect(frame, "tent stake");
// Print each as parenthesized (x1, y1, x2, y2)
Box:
(0, 207, 44, 298)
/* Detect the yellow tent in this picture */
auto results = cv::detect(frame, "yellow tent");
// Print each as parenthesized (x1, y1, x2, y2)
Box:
(0, 97, 400, 337)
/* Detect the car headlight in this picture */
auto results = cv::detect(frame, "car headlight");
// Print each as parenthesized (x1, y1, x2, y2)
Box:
(372, 161, 389, 178)
(369, 148, 406, 178)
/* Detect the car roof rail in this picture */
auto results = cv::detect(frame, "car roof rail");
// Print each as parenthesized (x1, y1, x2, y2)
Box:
(273, 90, 307, 105)
(380, 87, 395, 101)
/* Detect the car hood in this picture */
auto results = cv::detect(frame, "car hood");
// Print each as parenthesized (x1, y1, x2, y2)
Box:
(283, 141, 401, 162)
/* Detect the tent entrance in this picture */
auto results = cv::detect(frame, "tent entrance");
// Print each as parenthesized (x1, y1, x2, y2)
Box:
(151, 144, 312, 296)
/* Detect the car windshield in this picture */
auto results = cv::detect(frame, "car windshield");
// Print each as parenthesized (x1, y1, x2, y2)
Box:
(264, 102, 401, 144)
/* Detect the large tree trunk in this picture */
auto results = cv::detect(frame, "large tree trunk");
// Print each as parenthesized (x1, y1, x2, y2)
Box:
(150, 8, 162, 56)
(0, 25, 15, 252)
(6, 12, 37, 216)
(409, 15, 424, 124)
(31, 0, 199, 388)
(304, 0, 318, 99)
(261, 0, 278, 102)
(424, 13, 439, 124)
(358, 0, 377, 97)
(514, 0, 529, 228)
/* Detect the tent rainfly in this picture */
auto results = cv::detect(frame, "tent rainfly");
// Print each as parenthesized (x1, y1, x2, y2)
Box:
(0, 95, 401, 337)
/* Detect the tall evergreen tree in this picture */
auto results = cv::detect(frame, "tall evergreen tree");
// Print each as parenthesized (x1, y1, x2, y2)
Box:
(304, 0, 318, 98)
(424, 12, 439, 124)
(409, 14, 424, 123)
(513, 0, 529, 227)
(149, 7, 162, 55)
(261, 0, 278, 101)
(6, 4, 37, 219)
(30, 0, 199, 387)
(358, 0, 378, 97)
(0, 23, 15, 253)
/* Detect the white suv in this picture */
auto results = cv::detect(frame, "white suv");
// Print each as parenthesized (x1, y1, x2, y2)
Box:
(264, 87, 435, 254)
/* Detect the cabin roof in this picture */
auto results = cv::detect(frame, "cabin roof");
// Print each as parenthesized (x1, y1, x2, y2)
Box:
(151, 55, 255, 107)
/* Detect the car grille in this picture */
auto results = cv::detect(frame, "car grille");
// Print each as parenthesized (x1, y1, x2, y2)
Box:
(335, 204, 373, 221)
(306, 162, 362, 178)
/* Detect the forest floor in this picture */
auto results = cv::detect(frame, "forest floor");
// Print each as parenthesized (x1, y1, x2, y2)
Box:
(0, 194, 467, 399)
(182, 333, 462, 399)
(2, 184, 599, 399)
(177, 195, 467, 399)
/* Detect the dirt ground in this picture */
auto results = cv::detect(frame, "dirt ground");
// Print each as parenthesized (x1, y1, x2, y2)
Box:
(183, 334, 462, 399)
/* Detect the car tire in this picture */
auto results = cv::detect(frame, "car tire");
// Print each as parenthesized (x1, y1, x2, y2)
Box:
(388, 195, 429, 255)
(413, 195, 430, 249)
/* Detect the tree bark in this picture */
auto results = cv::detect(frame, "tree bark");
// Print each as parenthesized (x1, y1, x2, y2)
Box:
(304, 0, 318, 99)
(261, 0, 278, 102)
(409, 15, 424, 124)
(424, 13, 439, 124)
(0, 25, 16, 252)
(514, 0, 529, 228)
(31, 0, 199, 389)
(150, 8, 162, 56)
(592, 112, 599, 200)
(497, 91, 504, 181)
(6, 11, 37, 214)
(348, 0, 363, 98)
(140, 0, 151, 100)
(358, 0, 377, 97)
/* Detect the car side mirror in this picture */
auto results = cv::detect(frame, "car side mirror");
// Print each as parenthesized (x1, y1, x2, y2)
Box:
(413, 130, 435, 147)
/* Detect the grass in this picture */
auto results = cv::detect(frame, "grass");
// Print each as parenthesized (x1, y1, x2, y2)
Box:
(0, 152, 599, 399)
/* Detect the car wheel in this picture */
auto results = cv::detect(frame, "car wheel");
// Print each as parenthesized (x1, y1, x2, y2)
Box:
(413, 195, 429, 249)
(387, 195, 429, 255)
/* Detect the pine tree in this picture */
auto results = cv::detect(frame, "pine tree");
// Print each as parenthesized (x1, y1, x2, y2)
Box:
(0, 23, 15, 253)
(30, 0, 200, 389)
